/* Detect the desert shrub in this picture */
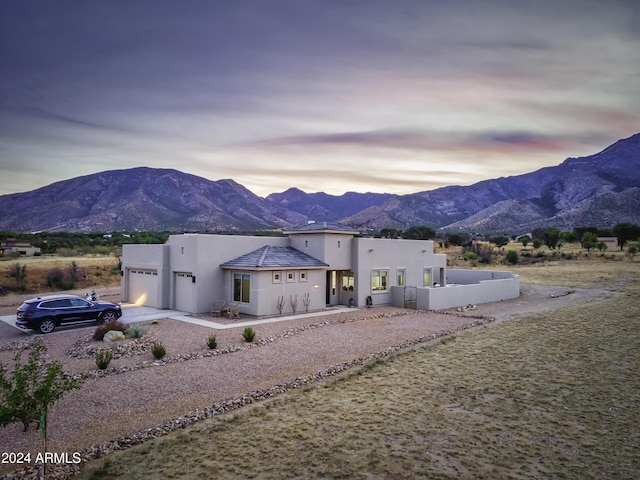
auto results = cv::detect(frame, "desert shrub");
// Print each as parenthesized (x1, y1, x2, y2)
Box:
(207, 335, 218, 350)
(242, 327, 256, 343)
(128, 325, 146, 339)
(505, 250, 518, 265)
(46, 267, 75, 290)
(151, 320, 159, 325)
(151, 343, 167, 359)
(463, 251, 477, 261)
(94, 320, 128, 341)
(95, 349, 113, 370)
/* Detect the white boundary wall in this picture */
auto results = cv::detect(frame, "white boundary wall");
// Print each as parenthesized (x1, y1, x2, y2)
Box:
(391, 269, 520, 311)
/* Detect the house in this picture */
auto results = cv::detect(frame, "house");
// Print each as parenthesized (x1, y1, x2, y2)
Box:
(0, 239, 41, 257)
(120, 223, 519, 316)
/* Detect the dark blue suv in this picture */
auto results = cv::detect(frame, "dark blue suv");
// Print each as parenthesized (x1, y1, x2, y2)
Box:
(16, 294, 122, 334)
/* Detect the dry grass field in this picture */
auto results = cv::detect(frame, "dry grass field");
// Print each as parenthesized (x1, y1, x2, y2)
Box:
(73, 259, 640, 480)
(0, 255, 121, 295)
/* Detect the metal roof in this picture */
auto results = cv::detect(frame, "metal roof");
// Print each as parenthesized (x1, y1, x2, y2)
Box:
(220, 245, 328, 269)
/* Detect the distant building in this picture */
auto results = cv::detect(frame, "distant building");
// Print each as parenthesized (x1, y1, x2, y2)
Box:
(597, 237, 618, 251)
(0, 239, 41, 257)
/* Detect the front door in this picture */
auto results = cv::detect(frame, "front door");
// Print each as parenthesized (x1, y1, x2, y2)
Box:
(326, 270, 339, 305)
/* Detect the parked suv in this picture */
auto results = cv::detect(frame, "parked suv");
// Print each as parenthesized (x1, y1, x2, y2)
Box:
(16, 294, 122, 334)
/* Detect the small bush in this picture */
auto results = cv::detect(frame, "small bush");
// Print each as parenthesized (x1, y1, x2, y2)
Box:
(151, 343, 167, 359)
(207, 335, 218, 350)
(151, 320, 159, 325)
(242, 327, 256, 343)
(94, 320, 128, 341)
(95, 349, 113, 370)
(128, 325, 146, 339)
(463, 251, 477, 261)
(505, 250, 518, 265)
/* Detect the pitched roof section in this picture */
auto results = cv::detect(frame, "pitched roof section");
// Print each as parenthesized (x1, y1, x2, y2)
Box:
(220, 246, 328, 270)
(283, 222, 360, 235)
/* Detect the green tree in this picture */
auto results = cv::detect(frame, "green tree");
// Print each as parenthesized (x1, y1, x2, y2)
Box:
(596, 242, 608, 254)
(505, 250, 518, 265)
(0, 339, 83, 432)
(581, 232, 598, 252)
(541, 228, 561, 250)
(520, 235, 531, 248)
(612, 223, 640, 250)
(446, 233, 468, 246)
(403, 226, 436, 240)
(490, 235, 510, 251)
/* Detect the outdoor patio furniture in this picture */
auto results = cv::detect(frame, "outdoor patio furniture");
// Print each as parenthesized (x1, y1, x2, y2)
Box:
(224, 302, 241, 319)
(210, 300, 225, 317)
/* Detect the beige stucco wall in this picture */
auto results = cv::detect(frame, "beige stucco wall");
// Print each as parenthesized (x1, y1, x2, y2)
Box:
(288, 232, 353, 269)
(121, 244, 170, 308)
(351, 237, 447, 307)
(168, 234, 289, 313)
(224, 268, 326, 317)
(391, 269, 520, 311)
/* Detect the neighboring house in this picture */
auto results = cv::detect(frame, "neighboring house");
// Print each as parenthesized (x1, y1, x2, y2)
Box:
(0, 239, 41, 257)
(596, 237, 618, 251)
(120, 223, 519, 316)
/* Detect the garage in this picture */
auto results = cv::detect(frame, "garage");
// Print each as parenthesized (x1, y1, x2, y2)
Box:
(127, 269, 159, 306)
(174, 272, 194, 312)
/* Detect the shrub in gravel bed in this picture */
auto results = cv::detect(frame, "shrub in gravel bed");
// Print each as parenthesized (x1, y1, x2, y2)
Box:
(128, 325, 146, 339)
(152, 343, 167, 360)
(207, 334, 217, 350)
(95, 349, 113, 370)
(242, 327, 256, 343)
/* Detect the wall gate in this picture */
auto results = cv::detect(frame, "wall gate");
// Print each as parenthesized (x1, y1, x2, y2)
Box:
(404, 286, 417, 309)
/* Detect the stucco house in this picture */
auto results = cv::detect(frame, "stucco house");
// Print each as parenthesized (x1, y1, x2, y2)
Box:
(120, 223, 519, 316)
(0, 239, 41, 257)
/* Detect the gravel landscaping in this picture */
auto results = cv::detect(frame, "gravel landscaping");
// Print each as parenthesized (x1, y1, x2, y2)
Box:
(0, 282, 615, 479)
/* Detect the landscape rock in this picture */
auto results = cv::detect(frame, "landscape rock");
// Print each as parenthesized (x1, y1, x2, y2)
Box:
(103, 330, 126, 342)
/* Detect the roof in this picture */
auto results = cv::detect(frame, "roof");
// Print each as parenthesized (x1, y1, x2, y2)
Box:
(283, 222, 360, 235)
(220, 245, 328, 270)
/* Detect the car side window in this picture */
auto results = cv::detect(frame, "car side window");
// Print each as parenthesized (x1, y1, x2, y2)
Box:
(70, 298, 90, 307)
(41, 299, 71, 308)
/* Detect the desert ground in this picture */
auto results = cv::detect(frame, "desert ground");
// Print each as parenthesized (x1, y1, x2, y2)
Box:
(0, 255, 638, 479)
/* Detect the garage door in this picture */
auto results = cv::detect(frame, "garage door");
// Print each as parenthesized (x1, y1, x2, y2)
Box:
(174, 272, 194, 312)
(128, 269, 159, 306)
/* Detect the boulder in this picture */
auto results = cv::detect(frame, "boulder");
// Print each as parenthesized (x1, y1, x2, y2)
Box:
(103, 330, 126, 342)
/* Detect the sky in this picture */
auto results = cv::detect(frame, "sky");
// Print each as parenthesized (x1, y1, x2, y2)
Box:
(1, 1, 639, 198)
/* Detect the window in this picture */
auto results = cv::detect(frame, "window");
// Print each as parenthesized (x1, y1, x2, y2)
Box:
(300, 271, 308, 282)
(397, 268, 406, 287)
(287, 271, 296, 282)
(371, 269, 389, 292)
(233, 273, 251, 303)
(423, 268, 432, 287)
(273, 272, 282, 283)
(342, 272, 354, 291)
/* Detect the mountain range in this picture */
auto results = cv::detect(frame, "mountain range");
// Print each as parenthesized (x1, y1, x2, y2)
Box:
(1, 133, 639, 234)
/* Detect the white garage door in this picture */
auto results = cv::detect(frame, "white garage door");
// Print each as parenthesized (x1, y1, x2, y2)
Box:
(175, 272, 194, 312)
(128, 269, 159, 306)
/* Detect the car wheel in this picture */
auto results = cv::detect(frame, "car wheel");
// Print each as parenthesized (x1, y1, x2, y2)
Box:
(38, 319, 56, 334)
(101, 310, 118, 323)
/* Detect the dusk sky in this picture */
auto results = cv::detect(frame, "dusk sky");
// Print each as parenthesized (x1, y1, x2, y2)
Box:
(1, 1, 639, 197)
